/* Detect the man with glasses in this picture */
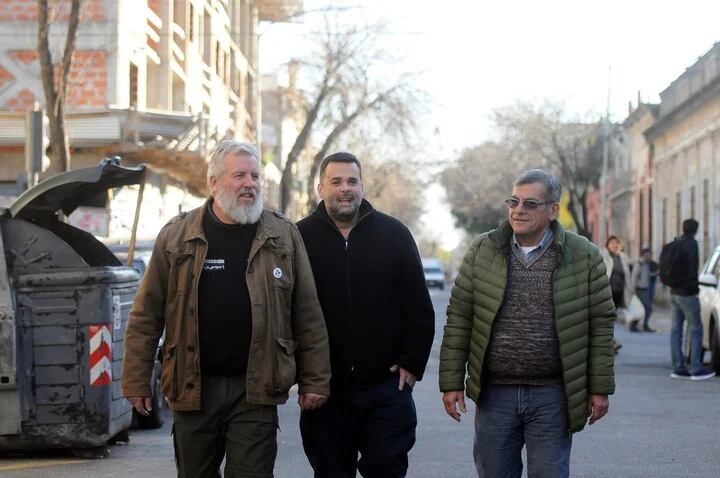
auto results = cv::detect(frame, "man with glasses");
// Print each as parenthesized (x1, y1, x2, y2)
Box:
(439, 169, 616, 478)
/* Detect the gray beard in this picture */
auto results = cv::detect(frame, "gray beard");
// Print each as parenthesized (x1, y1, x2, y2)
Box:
(214, 188, 264, 224)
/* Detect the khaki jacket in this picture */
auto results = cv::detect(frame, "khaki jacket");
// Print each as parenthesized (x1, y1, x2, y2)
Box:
(121, 204, 331, 410)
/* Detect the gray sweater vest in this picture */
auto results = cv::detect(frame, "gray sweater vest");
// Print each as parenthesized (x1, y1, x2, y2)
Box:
(484, 246, 563, 385)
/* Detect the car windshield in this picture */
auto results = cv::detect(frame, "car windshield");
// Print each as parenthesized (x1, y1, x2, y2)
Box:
(424, 267, 442, 274)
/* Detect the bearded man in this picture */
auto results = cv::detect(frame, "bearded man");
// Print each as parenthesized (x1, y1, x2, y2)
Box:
(122, 140, 331, 478)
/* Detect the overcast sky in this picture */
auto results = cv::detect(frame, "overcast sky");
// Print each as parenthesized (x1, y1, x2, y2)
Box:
(260, 0, 720, 249)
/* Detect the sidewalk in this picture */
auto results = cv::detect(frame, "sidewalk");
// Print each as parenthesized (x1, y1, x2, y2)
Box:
(647, 303, 672, 331)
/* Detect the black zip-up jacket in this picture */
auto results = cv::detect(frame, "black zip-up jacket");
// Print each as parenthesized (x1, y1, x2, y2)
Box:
(671, 234, 700, 296)
(297, 199, 435, 387)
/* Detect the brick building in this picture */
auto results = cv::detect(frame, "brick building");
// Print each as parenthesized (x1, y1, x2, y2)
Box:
(0, 0, 301, 238)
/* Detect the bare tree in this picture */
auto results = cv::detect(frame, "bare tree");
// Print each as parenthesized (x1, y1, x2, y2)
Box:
(279, 15, 423, 213)
(492, 101, 602, 238)
(304, 77, 418, 210)
(37, 0, 81, 173)
(440, 142, 522, 234)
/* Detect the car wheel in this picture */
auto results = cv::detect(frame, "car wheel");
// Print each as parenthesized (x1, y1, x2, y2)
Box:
(711, 317, 720, 374)
(133, 360, 165, 429)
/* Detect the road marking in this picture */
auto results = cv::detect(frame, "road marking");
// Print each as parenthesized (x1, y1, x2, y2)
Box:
(0, 459, 87, 472)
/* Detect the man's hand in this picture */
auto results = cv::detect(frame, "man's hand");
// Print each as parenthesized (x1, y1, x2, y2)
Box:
(442, 391, 467, 422)
(298, 393, 328, 411)
(128, 396, 153, 416)
(389, 364, 416, 390)
(587, 394, 609, 425)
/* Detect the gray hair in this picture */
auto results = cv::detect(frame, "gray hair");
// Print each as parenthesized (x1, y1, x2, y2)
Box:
(513, 169, 562, 203)
(206, 140, 261, 184)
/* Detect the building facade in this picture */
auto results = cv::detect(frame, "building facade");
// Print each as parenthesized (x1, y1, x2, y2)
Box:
(624, 100, 658, 257)
(0, 0, 301, 237)
(645, 43, 720, 264)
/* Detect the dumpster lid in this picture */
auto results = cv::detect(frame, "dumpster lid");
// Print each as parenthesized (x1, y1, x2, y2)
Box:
(10, 157, 146, 219)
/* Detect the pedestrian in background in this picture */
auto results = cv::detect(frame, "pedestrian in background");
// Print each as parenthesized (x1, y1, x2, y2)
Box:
(439, 169, 616, 478)
(122, 140, 331, 478)
(601, 235, 641, 332)
(632, 246, 658, 332)
(297, 152, 435, 477)
(667, 219, 715, 380)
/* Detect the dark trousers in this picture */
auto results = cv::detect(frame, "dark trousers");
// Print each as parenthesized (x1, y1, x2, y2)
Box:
(299, 375, 417, 478)
(172, 375, 278, 478)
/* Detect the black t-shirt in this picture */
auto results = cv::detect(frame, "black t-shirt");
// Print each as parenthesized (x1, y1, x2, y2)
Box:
(198, 201, 258, 376)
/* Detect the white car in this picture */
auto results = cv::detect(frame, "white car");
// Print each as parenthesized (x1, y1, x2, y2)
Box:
(422, 257, 445, 290)
(697, 245, 720, 373)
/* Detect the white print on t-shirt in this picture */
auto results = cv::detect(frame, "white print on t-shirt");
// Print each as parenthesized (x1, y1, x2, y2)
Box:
(273, 267, 283, 279)
(203, 258, 225, 271)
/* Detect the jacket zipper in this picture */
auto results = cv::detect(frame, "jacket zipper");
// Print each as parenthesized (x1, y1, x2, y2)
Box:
(316, 208, 374, 376)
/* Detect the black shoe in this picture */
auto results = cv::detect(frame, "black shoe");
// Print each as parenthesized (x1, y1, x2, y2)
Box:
(629, 324, 641, 332)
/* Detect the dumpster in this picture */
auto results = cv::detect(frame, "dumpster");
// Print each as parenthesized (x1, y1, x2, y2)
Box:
(0, 158, 145, 453)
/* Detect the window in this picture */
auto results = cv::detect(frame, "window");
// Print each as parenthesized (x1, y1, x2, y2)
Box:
(713, 252, 720, 278)
(703, 179, 710, 262)
(129, 63, 138, 108)
(189, 3, 195, 43)
(203, 11, 211, 63)
(639, 190, 645, 253)
(676, 191, 681, 237)
(662, 197, 667, 244)
(648, 186, 653, 248)
(690, 185, 696, 219)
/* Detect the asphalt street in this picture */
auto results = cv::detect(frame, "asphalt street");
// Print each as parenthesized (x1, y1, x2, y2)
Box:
(1, 288, 719, 477)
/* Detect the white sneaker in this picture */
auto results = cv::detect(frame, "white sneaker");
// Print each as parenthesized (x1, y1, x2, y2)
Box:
(691, 370, 716, 381)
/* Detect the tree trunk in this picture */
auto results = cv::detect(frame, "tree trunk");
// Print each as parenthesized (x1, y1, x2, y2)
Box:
(304, 109, 362, 210)
(37, 0, 81, 174)
(280, 79, 331, 212)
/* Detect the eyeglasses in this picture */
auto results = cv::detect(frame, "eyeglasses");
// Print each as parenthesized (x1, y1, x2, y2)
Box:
(503, 198, 553, 210)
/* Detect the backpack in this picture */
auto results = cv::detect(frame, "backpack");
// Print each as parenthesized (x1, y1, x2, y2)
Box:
(658, 239, 685, 288)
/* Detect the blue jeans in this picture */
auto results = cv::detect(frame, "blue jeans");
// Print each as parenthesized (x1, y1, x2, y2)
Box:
(474, 384, 572, 478)
(636, 288, 653, 322)
(670, 295, 704, 374)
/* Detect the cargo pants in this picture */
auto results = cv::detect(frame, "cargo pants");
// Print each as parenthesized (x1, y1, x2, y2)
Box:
(172, 374, 278, 478)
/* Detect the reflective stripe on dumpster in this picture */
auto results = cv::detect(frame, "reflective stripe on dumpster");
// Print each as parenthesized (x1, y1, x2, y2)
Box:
(89, 325, 112, 386)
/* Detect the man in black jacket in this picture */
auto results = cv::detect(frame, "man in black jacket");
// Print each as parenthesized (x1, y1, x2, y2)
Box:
(297, 152, 435, 477)
(669, 218, 715, 380)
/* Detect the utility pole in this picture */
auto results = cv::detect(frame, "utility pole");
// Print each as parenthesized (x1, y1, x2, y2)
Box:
(25, 106, 49, 190)
(598, 66, 611, 246)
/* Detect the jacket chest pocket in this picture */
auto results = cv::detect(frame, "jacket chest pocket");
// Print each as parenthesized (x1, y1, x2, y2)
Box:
(167, 250, 195, 298)
(262, 246, 295, 291)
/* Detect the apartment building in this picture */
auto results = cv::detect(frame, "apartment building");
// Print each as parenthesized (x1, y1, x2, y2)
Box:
(0, 0, 301, 237)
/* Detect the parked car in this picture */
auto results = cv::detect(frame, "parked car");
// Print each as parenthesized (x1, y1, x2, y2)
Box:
(698, 245, 720, 373)
(422, 257, 446, 290)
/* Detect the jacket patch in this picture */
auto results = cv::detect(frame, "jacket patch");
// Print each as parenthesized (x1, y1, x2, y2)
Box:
(203, 258, 225, 271)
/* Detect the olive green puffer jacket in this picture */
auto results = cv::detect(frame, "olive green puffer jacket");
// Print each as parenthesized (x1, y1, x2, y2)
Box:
(439, 221, 615, 433)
